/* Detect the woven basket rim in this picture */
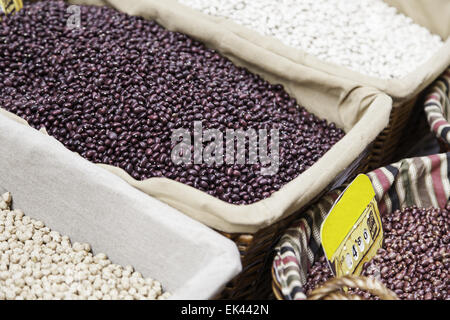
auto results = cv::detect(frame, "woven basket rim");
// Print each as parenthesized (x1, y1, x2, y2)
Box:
(271, 265, 399, 300)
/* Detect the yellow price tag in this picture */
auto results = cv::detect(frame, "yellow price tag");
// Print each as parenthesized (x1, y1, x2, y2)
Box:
(321, 174, 383, 277)
(0, 0, 23, 15)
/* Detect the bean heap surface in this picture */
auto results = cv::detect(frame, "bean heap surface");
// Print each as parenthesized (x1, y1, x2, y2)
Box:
(0, 1, 345, 205)
(178, 0, 444, 79)
(0, 192, 170, 300)
(304, 205, 450, 300)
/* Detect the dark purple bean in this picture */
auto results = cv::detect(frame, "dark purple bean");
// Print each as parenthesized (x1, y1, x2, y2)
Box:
(0, 1, 345, 205)
(304, 205, 449, 300)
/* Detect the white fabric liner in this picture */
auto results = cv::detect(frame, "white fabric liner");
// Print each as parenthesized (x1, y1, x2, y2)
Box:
(0, 114, 242, 300)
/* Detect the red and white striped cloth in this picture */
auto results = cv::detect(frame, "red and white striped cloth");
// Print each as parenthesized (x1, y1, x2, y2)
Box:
(424, 68, 450, 147)
(273, 153, 450, 300)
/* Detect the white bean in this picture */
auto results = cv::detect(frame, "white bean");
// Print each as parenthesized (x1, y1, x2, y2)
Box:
(0, 192, 169, 300)
(179, 0, 444, 79)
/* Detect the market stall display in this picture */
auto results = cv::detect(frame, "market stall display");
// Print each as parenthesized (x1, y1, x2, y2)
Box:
(0, 192, 170, 300)
(272, 153, 450, 300)
(0, 113, 242, 300)
(178, 0, 443, 80)
(0, 1, 346, 206)
(0, 0, 393, 299)
(142, 0, 450, 167)
(304, 205, 448, 300)
(8, 0, 450, 302)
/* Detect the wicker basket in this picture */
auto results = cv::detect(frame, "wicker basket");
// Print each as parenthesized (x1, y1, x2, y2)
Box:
(369, 97, 419, 169)
(272, 260, 399, 300)
(271, 153, 450, 301)
(273, 272, 398, 300)
(217, 148, 371, 299)
(214, 92, 424, 300)
(216, 96, 421, 299)
(8, 0, 428, 300)
(217, 92, 432, 300)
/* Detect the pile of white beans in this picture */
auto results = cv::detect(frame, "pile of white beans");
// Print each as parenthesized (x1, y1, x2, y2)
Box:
(0, 192, 170, 300)
(178, 0, 444, 79)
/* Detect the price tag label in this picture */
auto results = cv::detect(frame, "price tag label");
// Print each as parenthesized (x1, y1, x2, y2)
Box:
(0, 0, 22, 15)
(321, 174, 383, 277)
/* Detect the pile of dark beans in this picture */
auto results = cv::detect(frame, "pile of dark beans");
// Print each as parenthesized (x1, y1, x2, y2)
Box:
(304, 205, 449, 300)
(0, 1, 345, 205)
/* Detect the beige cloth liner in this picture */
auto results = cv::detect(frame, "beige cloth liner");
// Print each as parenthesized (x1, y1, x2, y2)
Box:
(80, 0, 450, 108)
(0, 114, 242, 300)
(385, 0, 450, 41)
(0, 0, 393, 233)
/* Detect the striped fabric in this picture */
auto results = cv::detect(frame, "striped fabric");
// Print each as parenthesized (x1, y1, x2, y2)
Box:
(273, 153, 450, 300)
(273, 189, 343, 300)
(424, 68, 450, 147)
